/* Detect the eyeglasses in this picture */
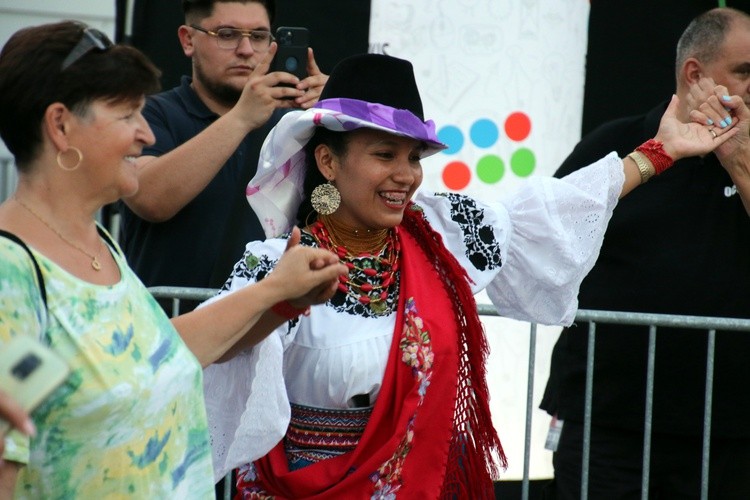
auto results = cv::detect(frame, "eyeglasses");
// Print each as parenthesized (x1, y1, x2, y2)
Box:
(190, 24, 274, 51)
(61, 27, 114, 71)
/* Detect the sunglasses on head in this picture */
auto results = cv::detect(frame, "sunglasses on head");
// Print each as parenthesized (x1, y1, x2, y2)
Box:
(61, 27, 114, 71)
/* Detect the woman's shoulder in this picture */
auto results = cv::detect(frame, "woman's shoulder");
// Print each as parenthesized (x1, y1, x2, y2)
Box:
(244, 231, 318, 256)
(412, 190, 492, 215)
(411, 191, 500, 239)
(408, 192, 506, 277)
(0, 229, 44, 276)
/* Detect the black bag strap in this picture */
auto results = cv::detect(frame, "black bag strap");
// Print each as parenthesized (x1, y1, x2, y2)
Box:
(0, 226, 117, 314)
(0, 229, 47, 310)
(96, 224, 120, 256)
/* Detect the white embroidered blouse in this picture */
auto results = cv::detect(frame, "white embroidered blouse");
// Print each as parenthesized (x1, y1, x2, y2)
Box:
(203, 152, 624, 481)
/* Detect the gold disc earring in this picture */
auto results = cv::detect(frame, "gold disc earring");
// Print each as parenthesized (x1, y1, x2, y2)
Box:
(311, 181, 341, 215)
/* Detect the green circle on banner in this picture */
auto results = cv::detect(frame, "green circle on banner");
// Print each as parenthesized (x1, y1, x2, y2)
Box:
(476, 154, 505, 184)
(511, 148, 536, 177)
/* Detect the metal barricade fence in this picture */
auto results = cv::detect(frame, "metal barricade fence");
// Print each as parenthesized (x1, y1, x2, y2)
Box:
(148, 286, 750, 500)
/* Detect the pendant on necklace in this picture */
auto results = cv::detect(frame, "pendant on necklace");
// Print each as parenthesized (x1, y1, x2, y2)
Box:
(370, 299, 387, 315)
(91, 256, 101, 271)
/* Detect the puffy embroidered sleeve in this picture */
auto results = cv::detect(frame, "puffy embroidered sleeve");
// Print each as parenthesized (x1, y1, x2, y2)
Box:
(417, 152, 624, 326)
(201, 237, 297, 483)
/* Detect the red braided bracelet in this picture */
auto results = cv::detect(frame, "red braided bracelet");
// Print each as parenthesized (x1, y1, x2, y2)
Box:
(635, 139, 674, 175)
(271, 300, 310, 320)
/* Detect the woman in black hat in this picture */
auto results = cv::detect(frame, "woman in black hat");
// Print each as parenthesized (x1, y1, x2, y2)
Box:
(203, 53, 738, 498)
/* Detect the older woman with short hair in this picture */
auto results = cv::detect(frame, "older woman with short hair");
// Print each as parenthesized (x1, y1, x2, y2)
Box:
(0, 20, 346, 498)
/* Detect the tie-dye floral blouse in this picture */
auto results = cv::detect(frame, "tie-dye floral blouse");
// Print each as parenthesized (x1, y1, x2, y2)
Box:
(0, 234, 214, 499)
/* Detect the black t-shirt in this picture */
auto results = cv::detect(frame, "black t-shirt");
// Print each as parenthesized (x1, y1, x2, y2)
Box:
(541, 101, 750, 437)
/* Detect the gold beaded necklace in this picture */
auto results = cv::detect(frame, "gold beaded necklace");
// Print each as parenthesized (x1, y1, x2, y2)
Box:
(318, 214, 390, 256)
(310, 217, 399, 315)
(14, 195, 103, 271)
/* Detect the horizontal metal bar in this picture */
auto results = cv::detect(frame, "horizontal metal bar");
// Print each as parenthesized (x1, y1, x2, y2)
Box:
(148, 286, 217, 301)
(150, 288, 750, 332)
(572, 309, 750, 331)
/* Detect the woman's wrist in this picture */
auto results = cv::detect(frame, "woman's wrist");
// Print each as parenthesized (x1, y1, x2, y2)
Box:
(637, 139, 674, 175)
(628, 139, 675, 184)
(627, 151, 655, 184)
(271, 300, 310, 320)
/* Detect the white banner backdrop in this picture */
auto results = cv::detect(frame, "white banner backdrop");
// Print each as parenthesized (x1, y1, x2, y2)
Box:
(369, 0, 590, 480)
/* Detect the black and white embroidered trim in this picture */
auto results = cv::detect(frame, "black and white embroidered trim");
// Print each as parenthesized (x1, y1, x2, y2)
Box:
(436, 193, 502, 271)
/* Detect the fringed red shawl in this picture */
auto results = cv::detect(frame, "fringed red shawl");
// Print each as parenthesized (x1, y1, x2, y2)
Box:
(239, 205, 505, 498)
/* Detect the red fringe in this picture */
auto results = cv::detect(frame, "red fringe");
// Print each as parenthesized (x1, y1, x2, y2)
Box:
(402, 204, 506, 498)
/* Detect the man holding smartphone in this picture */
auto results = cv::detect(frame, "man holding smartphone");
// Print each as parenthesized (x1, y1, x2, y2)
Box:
(119, 0, 327, 312)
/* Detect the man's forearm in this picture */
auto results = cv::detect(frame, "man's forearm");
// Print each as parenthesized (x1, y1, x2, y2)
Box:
(125, 111, 257, 221)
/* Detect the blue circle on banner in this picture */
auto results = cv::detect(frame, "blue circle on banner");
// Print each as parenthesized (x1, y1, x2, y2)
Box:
(438, 125, 464, 155)
(470, 118, 499, 148)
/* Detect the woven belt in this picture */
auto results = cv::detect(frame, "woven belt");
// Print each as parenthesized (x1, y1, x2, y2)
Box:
(285, 402, 373, 467)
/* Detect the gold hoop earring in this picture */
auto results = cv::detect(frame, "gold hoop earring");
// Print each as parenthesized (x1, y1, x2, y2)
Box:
(56, 147, 83, 171)
(310, 181, 341, 215)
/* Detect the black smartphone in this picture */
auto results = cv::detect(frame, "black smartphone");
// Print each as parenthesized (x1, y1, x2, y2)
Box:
(271, 26, 309, 81)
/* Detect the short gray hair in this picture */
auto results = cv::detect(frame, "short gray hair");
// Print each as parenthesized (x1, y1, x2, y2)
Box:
(675, 8, 750, 78)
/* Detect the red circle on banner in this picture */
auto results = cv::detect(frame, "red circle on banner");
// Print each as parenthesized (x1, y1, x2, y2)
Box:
(442, 161, 471, 190)
(505, 112, 532, 142)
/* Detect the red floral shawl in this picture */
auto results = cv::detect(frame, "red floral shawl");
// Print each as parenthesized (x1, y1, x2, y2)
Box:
(244, 206, 505, 499)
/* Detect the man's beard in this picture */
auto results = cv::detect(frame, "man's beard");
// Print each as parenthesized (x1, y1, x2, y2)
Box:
(194, 63, 242, 108)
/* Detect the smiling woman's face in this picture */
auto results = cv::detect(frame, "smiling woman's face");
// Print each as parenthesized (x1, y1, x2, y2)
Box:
(319, 128, 425, 231)
(69, 98, 154, 200)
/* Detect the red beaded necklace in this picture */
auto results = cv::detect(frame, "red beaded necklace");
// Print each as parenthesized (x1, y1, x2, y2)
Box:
(309, 218, 400, 315)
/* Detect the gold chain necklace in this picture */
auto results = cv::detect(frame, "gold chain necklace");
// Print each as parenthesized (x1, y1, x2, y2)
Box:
(14, 195, 103, 271)
(319, 214, 390, 256)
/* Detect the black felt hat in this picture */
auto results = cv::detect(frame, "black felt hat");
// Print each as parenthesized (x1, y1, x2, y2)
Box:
(320, 53, 425, 120)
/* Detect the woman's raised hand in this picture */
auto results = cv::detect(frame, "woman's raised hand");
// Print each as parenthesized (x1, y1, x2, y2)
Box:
(654, 92, 739, 161)
(271, 226, 347, 309)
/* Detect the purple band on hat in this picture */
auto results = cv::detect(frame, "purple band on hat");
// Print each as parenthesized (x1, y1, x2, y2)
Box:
(314, 98, 441, 147)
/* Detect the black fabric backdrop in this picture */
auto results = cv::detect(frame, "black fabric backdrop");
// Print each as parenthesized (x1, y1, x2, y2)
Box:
(115, 0, 371, 90)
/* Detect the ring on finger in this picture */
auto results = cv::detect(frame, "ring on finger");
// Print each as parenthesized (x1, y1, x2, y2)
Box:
(709, 127, 717, 139)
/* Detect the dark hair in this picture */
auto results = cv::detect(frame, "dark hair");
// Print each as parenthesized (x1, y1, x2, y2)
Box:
(182, 0, 276, 25)
(0, 21, 161, 170)
(676, 8, 750, 77)
(295, 128, 350, 226)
